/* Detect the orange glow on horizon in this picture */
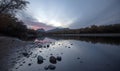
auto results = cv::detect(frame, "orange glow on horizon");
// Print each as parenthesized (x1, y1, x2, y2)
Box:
(28, 25, 54, 31)
(29, 26, 41, 30)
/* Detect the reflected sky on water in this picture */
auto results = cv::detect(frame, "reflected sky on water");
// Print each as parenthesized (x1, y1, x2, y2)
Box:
(1, 37, 120, 71)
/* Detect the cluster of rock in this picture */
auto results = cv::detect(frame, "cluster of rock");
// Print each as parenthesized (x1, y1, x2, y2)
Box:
(49, 56, 62, 64)
(37, 55, 62, 70)
(37, 55, 62, 64)
(44, 64, 56, 70)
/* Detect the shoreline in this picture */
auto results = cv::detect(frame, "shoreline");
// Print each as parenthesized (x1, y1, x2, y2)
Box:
(0, 36, 28, 71)
(49, 33, 120, 37)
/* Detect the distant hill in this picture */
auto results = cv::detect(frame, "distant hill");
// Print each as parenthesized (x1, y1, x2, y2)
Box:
(47, 24, 120, 34)
(36, 28, 45, 33)
(47, 28, 69, 32)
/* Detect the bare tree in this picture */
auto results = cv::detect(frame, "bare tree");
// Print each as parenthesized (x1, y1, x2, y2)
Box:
(0, 0, 29, 14)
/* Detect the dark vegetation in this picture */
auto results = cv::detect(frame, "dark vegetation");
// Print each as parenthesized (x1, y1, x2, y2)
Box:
(0, 0, 37, 39)
(47, 24, 120, 34)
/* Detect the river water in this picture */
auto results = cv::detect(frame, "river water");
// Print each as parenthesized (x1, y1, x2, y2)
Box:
(1, 37, 120, 71)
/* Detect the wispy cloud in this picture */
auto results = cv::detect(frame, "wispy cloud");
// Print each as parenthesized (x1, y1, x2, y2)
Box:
(16, 10, 54, 30)
(16, 0, 120, 30)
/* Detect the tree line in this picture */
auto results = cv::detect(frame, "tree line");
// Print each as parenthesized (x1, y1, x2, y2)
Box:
(48, 24, 120, 34)
(0, 0, 37, 38)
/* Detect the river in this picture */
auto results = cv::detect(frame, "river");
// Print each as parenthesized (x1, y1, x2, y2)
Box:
(0, 36, 120, 71)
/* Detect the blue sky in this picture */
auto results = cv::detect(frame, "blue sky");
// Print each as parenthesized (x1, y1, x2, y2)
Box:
(17, 0, 120, 30)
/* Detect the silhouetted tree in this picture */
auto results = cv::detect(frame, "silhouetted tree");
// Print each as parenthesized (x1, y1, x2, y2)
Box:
(0, 13, 28, 37)
(0, 0, 29, 14)
(0, 0, 31, 38)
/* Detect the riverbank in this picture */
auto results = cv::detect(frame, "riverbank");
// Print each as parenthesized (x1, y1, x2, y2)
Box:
(0, 36, 31, 71)
(0, 36, 27, 49)
(49, 34, 120, 37)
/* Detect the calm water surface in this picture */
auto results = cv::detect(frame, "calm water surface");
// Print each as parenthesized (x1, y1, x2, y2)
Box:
(1, 37, 120, 71)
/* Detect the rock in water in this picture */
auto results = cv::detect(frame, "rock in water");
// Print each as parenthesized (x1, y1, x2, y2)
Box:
(80, 61, 83, 63)
(28, 63, 32, 66)
(56, 56, 62, 61)
(48, 65, 56, 70)
(37, 55, 44, 64)
(44, 66, 49, 70)
(49, 56, 57, 64)
(44, 65, 56, 70)
(22, 52, 29, 58)
(47, 44, 50, 47)
(22, 52, 28, 57)
(77, 57, 80, 59)
(39, 45, 42, 48)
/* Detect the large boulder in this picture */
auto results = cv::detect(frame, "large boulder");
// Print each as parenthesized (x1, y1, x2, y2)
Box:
(37, 55, 44, 64)
(49, 56, 57, 64)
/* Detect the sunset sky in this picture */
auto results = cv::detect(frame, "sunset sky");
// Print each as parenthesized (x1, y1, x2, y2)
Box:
(17, 0, 120, 30)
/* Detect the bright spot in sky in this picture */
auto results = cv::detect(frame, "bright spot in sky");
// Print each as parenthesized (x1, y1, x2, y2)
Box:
(26, 0, 78, 28)
(21, 0, 120, 30)
(37, 18, 63, 27)
(48, 20, 62, 27)
(36, 15, 76, 28)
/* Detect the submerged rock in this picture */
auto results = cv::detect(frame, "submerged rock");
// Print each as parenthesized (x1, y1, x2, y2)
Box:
(19, 64, 23, 66)
(50, 53, 53, 55)
(44, 46, 46, 48)
(22, 52, 32, 58)
(39, 51, 42, 53)
(48, 65, 56, 70)
(49, 56, 57, 64)
(39, 45, 42, 48)
(80, 61, 83, 63)
(23, 61, 25, 63)
(22, 53, 29, 57)
(28, 63, 32, 66)
(56, 56, 62, 61)
(68, 47, 71, 48)
(77, 57, 80, 59)
(44, 66, 49, 70)
(47, 44, 50, 47)
(44, 65, 56, 70)
(15, 67, 19, 69)
(61, 53, 63, 55)
(37, 55, 44, 64)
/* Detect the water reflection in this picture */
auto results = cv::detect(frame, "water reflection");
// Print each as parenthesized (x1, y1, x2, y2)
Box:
(47, 36, 120, 45)
(0, 36, 120, 71)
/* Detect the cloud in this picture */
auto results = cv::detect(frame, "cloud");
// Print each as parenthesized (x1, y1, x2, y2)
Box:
(16, 0, 120, 30)
(24, 21, 55, 30)
(69, 1, 120, 29)
(16, 10, 55, 30)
